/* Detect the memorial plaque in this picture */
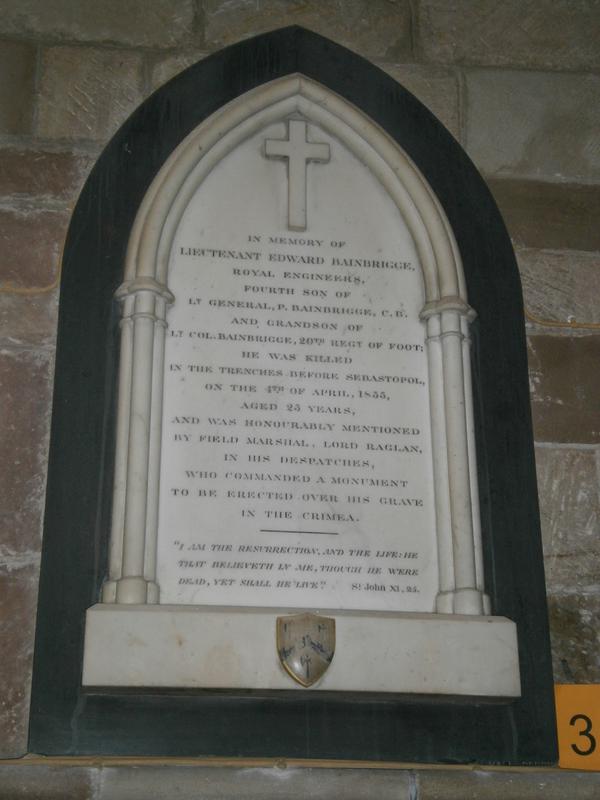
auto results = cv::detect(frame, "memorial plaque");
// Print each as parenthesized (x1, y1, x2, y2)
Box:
(30, 27, 557, 764)
(157, 118, 437, 612)
(79, 70, 521, 695)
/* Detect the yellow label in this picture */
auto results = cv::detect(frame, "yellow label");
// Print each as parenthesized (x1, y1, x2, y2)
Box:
(555, 685, 600, 770)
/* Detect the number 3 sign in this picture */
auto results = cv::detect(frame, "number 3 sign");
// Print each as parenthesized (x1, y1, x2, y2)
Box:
(555, 685, 600, 770)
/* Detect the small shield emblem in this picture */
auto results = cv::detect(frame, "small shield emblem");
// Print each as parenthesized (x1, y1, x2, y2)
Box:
(276, 613, 335, 687)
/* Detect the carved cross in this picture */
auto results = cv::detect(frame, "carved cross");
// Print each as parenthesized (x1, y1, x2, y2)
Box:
(265, 119, 330, 231)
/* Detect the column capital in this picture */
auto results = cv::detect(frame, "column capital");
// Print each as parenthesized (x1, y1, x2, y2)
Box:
(115, 276, 174, 303)
(420, 295, 476, 322)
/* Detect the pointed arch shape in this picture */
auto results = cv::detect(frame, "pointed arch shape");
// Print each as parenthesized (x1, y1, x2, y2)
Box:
(125, 74, 466, 302)
(104, 74, 488, 620)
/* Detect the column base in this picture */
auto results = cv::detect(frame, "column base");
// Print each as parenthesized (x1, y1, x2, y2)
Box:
(102, 576, 159, 604)
(436, 588, 490, 615)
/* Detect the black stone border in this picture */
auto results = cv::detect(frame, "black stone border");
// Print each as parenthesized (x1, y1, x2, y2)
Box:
(29, 26, 557, 764)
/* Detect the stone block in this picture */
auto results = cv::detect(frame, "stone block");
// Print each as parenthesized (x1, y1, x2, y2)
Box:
(37, 47, 145, 142)
(0, 292, 58, 349)
(379, 64, 459, 139)
(465, 70, 600, 185)
(0, 208, 68, 290)
(527, 336, 600, 444)
(544, 554, 600, 597)
(203, 0, 413, 61)
(0, 564, 39, 758)
(0, 0, 195, 48)
(548, 594, 600, 683)
(149, 50, 210, 92)
(0, 764, 95, 798)
(417, 768, 600, 799)
(535, 446, 600, 594)
(0, 348, 53, 516)
(418, 0, 600, 72)
(0, 42, 36, 135)
(517, 248, 600, 328)
(98, 765, 410, 799)
(535, 447, 600, 556)
(0, 508, 43, 574)
(488, 179, 600, 253)
(0, 147, 93, 203)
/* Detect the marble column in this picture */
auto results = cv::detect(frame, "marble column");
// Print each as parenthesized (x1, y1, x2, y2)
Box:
(102, 277, 173, 605)
(421, 297, 487, 615)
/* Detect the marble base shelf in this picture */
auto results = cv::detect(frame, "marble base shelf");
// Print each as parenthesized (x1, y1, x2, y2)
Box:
(82, 604, 521, 696)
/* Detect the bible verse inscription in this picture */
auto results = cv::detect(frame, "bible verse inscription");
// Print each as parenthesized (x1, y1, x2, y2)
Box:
(156, 120, 437, 612)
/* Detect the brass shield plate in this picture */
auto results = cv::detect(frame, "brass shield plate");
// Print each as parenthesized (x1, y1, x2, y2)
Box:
(276, 613, 335, 687)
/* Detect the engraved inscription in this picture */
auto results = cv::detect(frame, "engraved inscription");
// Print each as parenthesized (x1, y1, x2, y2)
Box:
(156, 119, 437, 612)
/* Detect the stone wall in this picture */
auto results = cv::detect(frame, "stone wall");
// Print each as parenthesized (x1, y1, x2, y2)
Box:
(0, 0, 599, 795)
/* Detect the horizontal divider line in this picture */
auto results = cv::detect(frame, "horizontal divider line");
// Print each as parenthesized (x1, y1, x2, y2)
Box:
(259, 529, 339, 535)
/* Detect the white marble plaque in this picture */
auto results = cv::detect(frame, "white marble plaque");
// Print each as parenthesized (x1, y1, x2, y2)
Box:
(156, 119, 438, 612)
(83, 77, 520, 695)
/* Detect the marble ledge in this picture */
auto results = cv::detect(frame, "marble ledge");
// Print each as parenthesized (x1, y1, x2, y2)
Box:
(82, 604, 521, 697)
